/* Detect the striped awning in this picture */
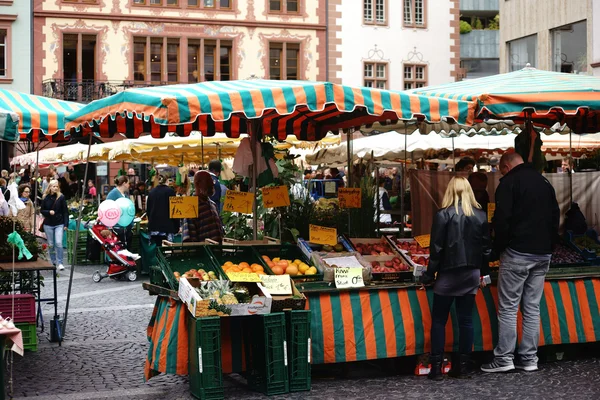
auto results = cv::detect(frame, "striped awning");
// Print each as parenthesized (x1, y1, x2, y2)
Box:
(0, 88, 84, 142)
(0, 107, 19, 143)
(66, 80, 476, 140)
(412, 67, 600, 133)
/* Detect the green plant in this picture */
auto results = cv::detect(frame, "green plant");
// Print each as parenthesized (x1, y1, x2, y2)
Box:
(488, 14, 500, 30)
(0, 217, 40, 259)
(471, 17, 483, 30)
(347, 175, 378, 238)
(221, 212, 256, 241)
(460, 20, 472, 34)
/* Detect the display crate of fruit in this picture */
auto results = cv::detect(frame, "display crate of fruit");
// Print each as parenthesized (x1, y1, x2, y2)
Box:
(253, 244, 322, 281)
(313, 251, 373, 284)
(363, 255, 414, 283)
(297, 236, 354, 258)
(269, 278, 307, 312)
(207, 245, 273, 279)
(565, 230, 600, 262)
(551, 243, 592, 268)
(349, 237, 400, 257)
(155, 246, 226, 290)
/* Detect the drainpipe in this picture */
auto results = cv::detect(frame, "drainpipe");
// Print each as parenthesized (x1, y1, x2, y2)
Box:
(325, 0, 329, 81)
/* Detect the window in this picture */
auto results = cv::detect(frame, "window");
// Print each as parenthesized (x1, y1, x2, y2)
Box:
(403, 0, 426, 28)
(187, 0, 232, 9)
(551, 21, 587, 73)
(269, 42, 300, 80)
(508, 35, 536, 72)
(269, 0, 299, 14)
(133, 37, 180, 83)
(403, 64, 427, 90)
(364, 0, 386, 25)
(0, 29, 6, 78)
(62, 0, 99, 3)
(188, 39, 233, 82)
(363, 62, 387, 89)
(132, 0, 178, 5)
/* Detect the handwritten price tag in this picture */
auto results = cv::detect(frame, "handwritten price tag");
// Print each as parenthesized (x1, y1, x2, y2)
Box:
(338, 188, 361, 208)
(262, 186, 291, 208)
(227, 271, 262, 282)
(223, 190, 254, 214)
(309, 224, 338, 246)
(170, 196, 198, 218)
(260, 274, 293, 295)
(487, 203, 496, 223)
(414, 234, 431, 248)
(334, 267, 364, 289)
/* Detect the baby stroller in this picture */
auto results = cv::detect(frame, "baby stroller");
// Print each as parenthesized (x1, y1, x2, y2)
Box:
(89, 223, 140, 282)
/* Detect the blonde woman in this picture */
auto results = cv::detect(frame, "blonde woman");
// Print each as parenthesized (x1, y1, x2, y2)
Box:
(41, 180, 69, 270)
(420, 177, 491, 380)
(16, 184, 35, 232)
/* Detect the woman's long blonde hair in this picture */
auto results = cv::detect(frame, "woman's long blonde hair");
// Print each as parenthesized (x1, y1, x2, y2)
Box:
(43, 179, 63, 199)
(441, 177, 481, 217)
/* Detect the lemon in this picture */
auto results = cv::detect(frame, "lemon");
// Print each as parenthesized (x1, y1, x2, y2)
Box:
(306, 266, 318, 275)
(293, 259, 302, 265)
(298, 264, 310, 273)
(273, 257, 280, 263)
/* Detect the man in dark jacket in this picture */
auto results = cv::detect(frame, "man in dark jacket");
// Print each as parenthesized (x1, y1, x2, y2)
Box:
(208, 160, 222, 214)
(146, 175, 180, 246)
(482, 153, 560, 374)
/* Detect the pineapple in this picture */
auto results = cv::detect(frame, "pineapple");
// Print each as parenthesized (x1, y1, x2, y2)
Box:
(215, 280, 239, 305)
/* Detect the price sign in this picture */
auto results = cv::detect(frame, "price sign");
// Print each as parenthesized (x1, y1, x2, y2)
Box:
(169, 196, 198, 218)
(223, 190, 254, 214)
(262, 186, 291, 208)
(334, 267, 364, 289)
(414, 234, 431, 248)
(309, 224, 337, 246)
(260, 275, 293, 295)
(227, 271, 262, 282)
(338, 188, 361, 208)
(324, 181, 337, 194)
(487, 203, 496, 223)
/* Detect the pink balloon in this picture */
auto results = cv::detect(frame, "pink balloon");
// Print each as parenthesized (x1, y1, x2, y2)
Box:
(98, 200, 122, 227)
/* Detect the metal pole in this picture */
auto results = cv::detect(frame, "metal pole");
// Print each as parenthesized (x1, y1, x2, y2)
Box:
(32, 144, 40, 234)
(250, 121, 259, 240)
(400, 124, 408, 237)
(452, 136, 456, 173)
(346, 130, 352, 236)
(62, 132, 93, 341)
(569, 130, 573, 204)
(201, 134, 205, 169)
(375, 154, 380, 237)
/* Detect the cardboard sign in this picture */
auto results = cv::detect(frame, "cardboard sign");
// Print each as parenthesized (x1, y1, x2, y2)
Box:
(324, 181, 337, 194)
(260, 274, 293, 295)
(223, 190, 254, 214)
(227, 271, 262, 282)
(309, 224, 338, 246)
(487, 203, 496, 223)
(262, 186, 291, 208)
(414, 234, 431, 248)
(334, 267, 364, 289)
(338, 188, 361, 208)
(170, 196, 198, 218)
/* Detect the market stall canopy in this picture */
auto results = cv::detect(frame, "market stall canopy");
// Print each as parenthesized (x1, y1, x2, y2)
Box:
(411, 66, 600, 133)
(65, 80, 476, 140)
(10, 142, 91, 167)
(0, 108, 19, 143)
(306, 131, 600, 166)
(0, 88, 84, 142)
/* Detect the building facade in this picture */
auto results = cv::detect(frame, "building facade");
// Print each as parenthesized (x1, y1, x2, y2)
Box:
(499, 0, 594, 74)
(0, 0, 32, 93)
(459, 0, 499, 79)
(327, 0, 460, 90)
(33, 0, 327, 101)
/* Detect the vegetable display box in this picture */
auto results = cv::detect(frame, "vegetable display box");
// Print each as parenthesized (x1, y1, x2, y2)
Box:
(253, 244, 322, 281)
(155, 246, 226, 290)
(565, 230, 600, 263)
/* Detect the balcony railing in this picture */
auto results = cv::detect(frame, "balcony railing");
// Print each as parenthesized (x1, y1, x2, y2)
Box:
(460, 30, 499, 59)
(41, 79, 162, 103)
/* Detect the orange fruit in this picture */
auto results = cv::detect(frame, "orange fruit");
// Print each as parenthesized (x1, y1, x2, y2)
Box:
(242, 267, 253, 273)
(277, 260, 289, 269)
(251, 264, 264, 272)
(239, 262, 250, 269)
(224, 261, 233, 267)
(262, 255, 271, 262)
(286, 265, 298, 276)
(272, 266, 284, 275)
(255, 271, 267, 275)
(229, 266, 241, 273)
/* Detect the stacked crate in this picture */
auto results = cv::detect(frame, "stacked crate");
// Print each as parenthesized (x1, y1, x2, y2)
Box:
(0, 294, 37, 351)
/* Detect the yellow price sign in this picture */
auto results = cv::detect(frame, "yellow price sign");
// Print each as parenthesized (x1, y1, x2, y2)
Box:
(487, 203, 496, 223)
(309, 224, 338, 246)
(223, 190, 254, 214)
(262, 186, 291, 208)
(227, 271, 262, 282)
(338, 188, 361, 208)
(169, 196, 198, 218)
(414, 234, 431, 249)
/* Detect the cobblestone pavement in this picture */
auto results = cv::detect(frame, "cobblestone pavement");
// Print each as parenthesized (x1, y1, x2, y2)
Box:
(6, 264, 600, 399)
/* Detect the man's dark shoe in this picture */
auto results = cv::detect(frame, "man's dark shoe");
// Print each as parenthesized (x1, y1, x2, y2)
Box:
(448, 353, 472, 378)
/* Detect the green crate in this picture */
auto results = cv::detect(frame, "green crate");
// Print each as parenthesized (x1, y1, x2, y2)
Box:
(285, 310, 311, 392)
(253, 245, 323, 281)
(244, 312, 289, 396)
(15, 322, 37, 352)
(157, 246, 225, 290)
(188, 315, 224, 400)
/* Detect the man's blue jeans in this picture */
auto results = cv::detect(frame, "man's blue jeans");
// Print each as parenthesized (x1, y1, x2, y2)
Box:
(44, 224, 64, 265)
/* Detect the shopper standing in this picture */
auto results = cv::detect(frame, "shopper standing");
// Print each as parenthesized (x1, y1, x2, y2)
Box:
(16, 184, 35, 232)
(207, 160, 223, 214)
(481, 153, 559, 373)
(146, 175, 179, 246)
(420, 177, 491, 380)
(184, 171, 224, 243)
(41, 180, 69, 270)
(106, 176, 134, 249)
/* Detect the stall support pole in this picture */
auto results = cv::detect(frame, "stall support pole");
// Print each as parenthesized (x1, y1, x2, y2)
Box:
(62, 132, 94, 342)
(400, 125, 408, 237)
(375, 150, 380, 237)
(452, 136, 456, 173)
(569, 131, 573, 204)
(249, 121, 259, 240)
(32, 145, 40, 233)
(346, 130, 353, 235)
(201, 135, 205, 169)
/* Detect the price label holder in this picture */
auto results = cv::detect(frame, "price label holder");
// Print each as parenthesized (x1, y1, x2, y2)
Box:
(169, 196, 198, 218)
(260, 275, 293, 295)
(334, 267, 364, 289)
(309, 224, 338, 246)
(414, 234, 431, 248)
(487, 203, 496, 223)
(223, 190, 254, 214)
(262, 186, 291, 208)
(227, 272, 262, 282)
(338, 188, 361, 208)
